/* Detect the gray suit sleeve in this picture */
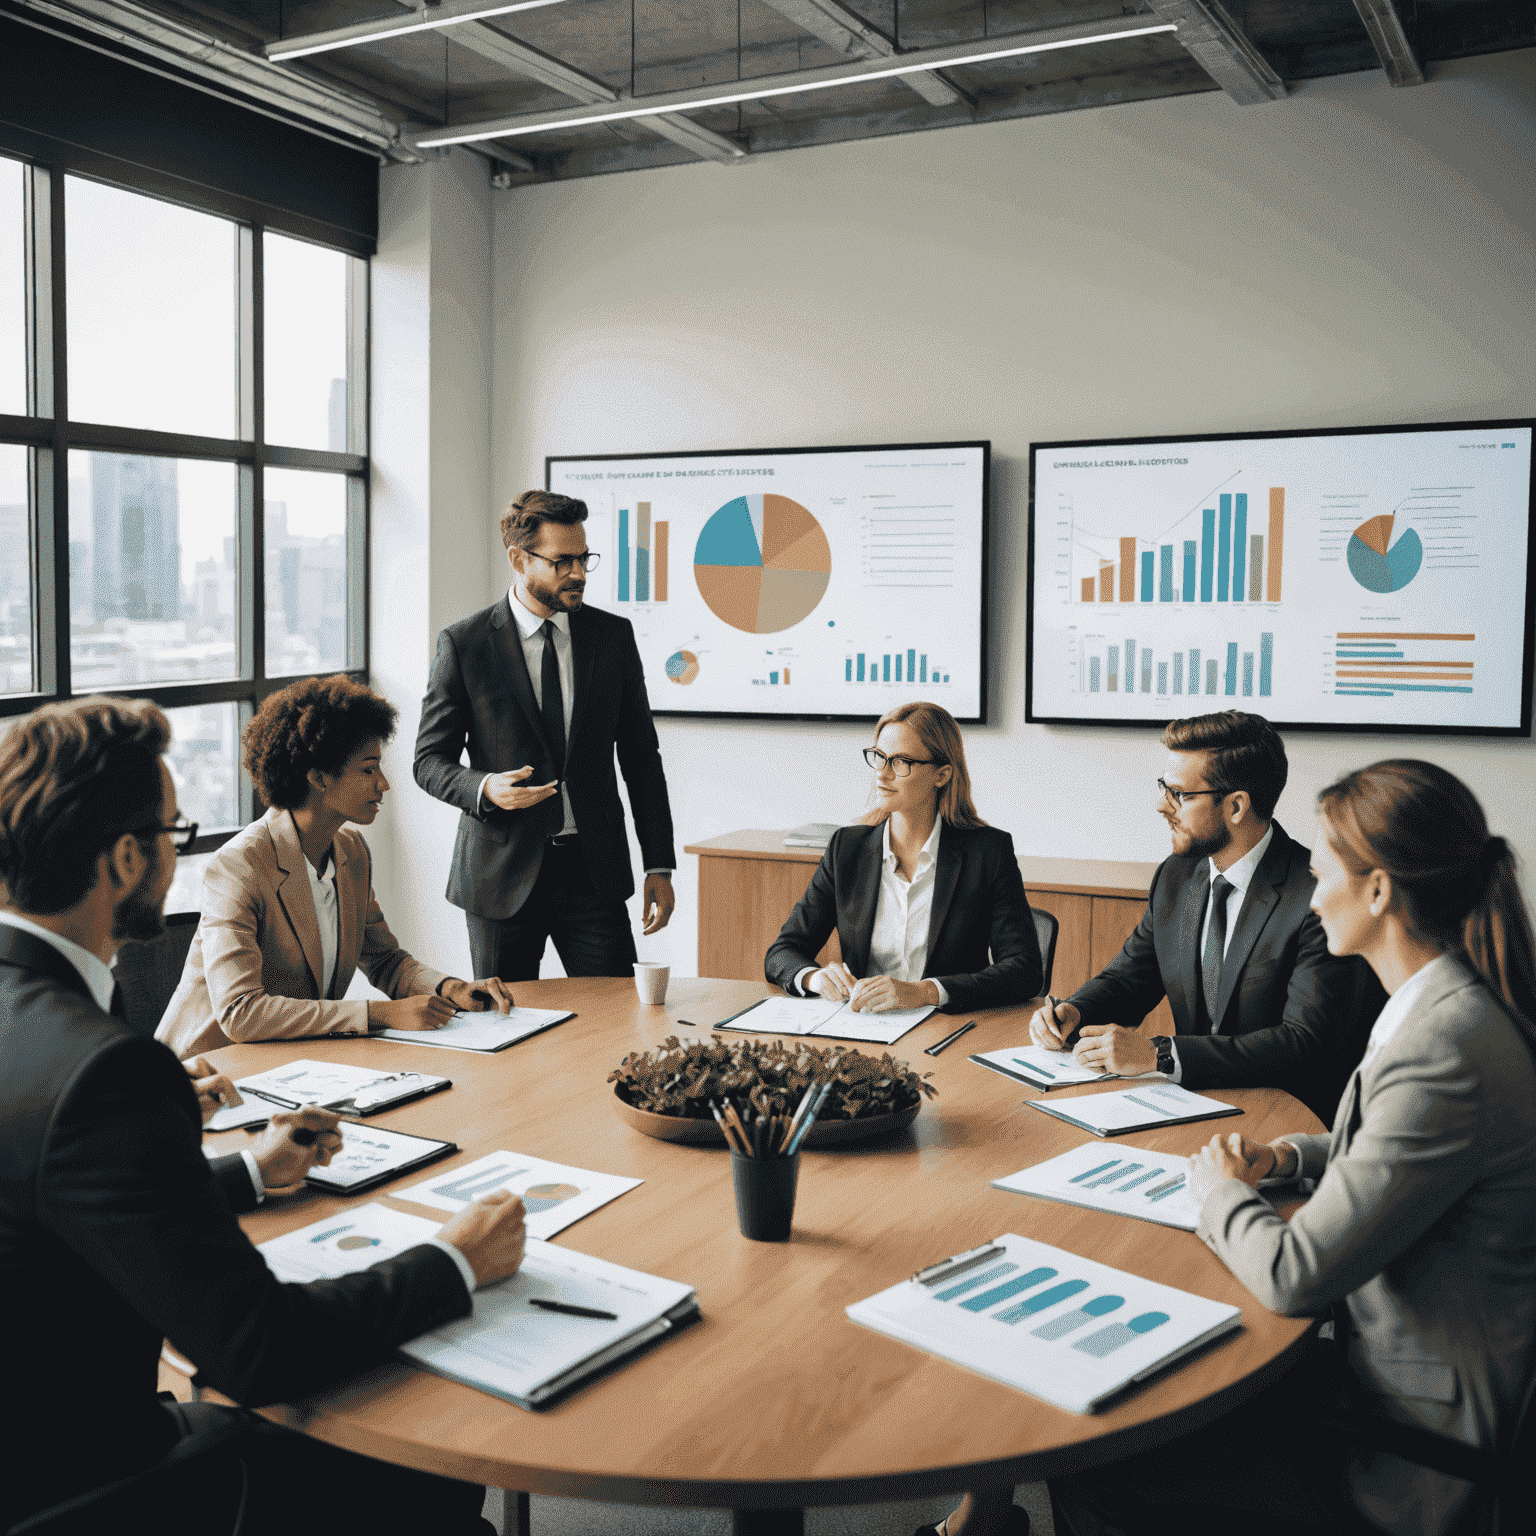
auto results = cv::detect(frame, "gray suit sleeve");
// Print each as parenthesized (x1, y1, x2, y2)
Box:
(1196, 1024, 1485, 1316)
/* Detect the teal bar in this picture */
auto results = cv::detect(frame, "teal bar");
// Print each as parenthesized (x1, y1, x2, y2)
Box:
(1233, 493, 1248, 600)
(1200, 510, 1215, 601)
(1140, 551, 1154, 602)
(1224, 642, 1238, 694)
(1217, 495, 1231, 602)
(618, 509, 630, 600)
(1159, 545, 1173, 602)
(1182, 540, 1196, 601)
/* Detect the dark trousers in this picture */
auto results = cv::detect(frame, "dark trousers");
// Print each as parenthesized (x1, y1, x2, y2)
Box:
(1050, 1342, 1347, 1536)
(157, 1402, 494, 1536)
(466, 838, 637, 982)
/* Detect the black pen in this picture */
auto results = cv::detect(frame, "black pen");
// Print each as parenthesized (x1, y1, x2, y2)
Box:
(925, 1020, 976, 1057)
(243, 1086, 302, 1111)
(528, 1298, 619, 1320)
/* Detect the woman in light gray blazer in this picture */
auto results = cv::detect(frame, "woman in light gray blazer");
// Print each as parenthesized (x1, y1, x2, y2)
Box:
(1046, 760, 1536, 1536)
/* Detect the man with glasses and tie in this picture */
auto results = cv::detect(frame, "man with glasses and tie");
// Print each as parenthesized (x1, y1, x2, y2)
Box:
(1029, 710, 1382, 1122)
(415, 489, 677, 982)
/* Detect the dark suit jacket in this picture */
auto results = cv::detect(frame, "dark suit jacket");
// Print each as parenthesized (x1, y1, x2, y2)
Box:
(414, 597, 676, 921)
(0, 925, 471, 1529)
(1067, 820, 1385, 1121)
(764, 822, 1043, 1015)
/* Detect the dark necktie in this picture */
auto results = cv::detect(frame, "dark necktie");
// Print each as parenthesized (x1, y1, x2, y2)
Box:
(1201, 873, 1233, 1031)
(539, 618, 566, 780)
(108, 983, 127, 1021)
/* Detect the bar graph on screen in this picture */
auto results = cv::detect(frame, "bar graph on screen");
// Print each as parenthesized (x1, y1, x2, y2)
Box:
(615, 499, 669, 604)
(1074, 632, 1274, 698)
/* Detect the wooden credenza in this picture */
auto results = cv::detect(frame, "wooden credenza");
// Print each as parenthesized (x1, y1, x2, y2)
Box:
(684, 829, 1175, 1033)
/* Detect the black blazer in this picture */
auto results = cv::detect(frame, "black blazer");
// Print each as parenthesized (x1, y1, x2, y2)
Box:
(1067, 820, 1385, 1122)
(764, 822, 1043, 1015)
(0, 925, 471, 1529)
(414, 597, 676, 921)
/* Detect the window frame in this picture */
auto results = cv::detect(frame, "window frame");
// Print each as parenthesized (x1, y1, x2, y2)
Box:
(0, 149, 370, 854)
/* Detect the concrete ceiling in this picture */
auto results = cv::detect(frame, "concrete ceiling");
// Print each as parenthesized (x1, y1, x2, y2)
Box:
(8, 0, 1535, 184)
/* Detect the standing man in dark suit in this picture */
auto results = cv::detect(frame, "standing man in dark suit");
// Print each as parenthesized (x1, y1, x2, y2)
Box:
(0, 696, 526, 1534)
(1030, 710, 1383, 1122)
(415, 489, 677, 981)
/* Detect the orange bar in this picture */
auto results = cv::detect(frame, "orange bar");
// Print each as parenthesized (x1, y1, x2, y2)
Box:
(1267, 487, 1284, 601)
(782, 665, 790, 684)
(655, 520, 668, 601)
(1081, 576, 1095, 602)
(1338, 671, 1475, 681)
(1099, 563, 1114, 602)
(1119, 538, 1136, 603)
(1337, 632, 1475, 641)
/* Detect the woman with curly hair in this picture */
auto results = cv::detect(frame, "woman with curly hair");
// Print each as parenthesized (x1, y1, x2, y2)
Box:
(157, 676, 514, 1058)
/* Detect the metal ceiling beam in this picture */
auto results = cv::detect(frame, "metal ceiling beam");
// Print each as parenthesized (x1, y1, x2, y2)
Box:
(443, 21, 744, 163)
(757, 0, 966, 109)
(411, 14, 1180, 148)
(1350, 0, 1425, 87)
(264, 0, 573, 62)
(4, 0, 419, 157)
(1142, 0, 1285, 104)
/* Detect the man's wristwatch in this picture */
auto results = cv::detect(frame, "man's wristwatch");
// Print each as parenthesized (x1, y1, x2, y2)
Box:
(1151, 1035, 1176, 1075)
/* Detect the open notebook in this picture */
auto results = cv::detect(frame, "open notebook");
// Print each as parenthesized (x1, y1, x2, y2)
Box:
(715, 994, 936, 1046)
(375, 1007, 574, 1053)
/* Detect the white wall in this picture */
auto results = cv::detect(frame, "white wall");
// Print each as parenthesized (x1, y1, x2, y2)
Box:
(368, 149, 496, 983)
(376, 52, 1536, 978)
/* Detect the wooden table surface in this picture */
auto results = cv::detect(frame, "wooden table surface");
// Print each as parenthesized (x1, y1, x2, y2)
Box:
(207, 976, 1321, 1513)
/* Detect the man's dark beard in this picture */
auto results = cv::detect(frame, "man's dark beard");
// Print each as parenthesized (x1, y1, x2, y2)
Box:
(525, 568, 584, 612)
(1182, 822, 1233, 861)
(111, 841, 166, 943)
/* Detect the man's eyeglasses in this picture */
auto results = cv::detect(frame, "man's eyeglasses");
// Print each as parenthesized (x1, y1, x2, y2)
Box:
(1157, 778, 1227, 809)
(125, 816, 200, 854)
(864, 748, 937, 778)
(526, 550, 600, 577)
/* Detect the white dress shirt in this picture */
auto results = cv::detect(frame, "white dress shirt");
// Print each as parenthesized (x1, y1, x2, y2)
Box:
(304, 839, 340, 998)
(1164, 822, 1275, 1082)
(478, 587, 671, 874)
(0, 910, 266, 1200)
(1359, 952, 1455, 1068)
(795, 819, 950, 1006)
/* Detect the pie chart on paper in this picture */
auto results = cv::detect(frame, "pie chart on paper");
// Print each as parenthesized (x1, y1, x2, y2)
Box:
(1347, 514, 1423, 594)
(693, 494, 832, 633)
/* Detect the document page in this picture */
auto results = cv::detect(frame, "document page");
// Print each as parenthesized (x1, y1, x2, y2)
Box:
(204, 1098, 272, 1132)
(1030, 1082, 1240, 1137)
(993, 1144, 1199, 1232)
(232, 1058, 447, 1113)
(969, 1045, 1161, 1092)
(400, 1239, 696, 1408)
(377, 1007, 573, 1052)
(722, 995, 936, 1045)
(306, 1123, 454, 1192)
(398, 1150, 641, 1240)
(260, 1203, 445, 1282)
(847, 1232, 1241, 1414)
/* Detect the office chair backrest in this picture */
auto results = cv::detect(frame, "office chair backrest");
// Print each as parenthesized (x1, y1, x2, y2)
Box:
(113, 911, 199, 1037)
(1032, 907, 1059, 999)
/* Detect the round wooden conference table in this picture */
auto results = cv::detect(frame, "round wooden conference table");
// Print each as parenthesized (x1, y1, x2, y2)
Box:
(206, 977, 1324, 1536)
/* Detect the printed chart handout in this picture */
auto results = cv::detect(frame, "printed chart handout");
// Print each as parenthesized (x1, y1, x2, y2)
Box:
(548, 443, 988, 722)
(260, 1203, 445, 1281)
(399, 1151, 641, 1240)
(969, 1045, 1161, 1092)
(305, 1123, 456, 1194)
(227, 1059, 450, 1116)
(993, 1144, 1200, 1232)
(1029, 1082, 1241, 1138)
(1029, 422, 1534, 732)
(847, 1232, 1241, 1413)
(377, 1007, 573, 1053)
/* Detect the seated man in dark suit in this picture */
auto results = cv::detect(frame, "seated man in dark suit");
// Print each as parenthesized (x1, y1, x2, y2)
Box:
(0, 696, 527, 1535)
(1030, 710, 1383, 1123)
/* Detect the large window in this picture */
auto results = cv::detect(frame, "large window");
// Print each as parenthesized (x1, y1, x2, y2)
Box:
(0, 155, 368, 848)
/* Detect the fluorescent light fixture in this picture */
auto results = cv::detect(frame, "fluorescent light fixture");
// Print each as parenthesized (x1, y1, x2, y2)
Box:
(267, 0, 574, 62)
(412, 19, 1179, 148)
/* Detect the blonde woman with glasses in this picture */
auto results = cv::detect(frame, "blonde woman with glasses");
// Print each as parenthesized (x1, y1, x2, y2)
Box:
(765, 702, 1041, 1015)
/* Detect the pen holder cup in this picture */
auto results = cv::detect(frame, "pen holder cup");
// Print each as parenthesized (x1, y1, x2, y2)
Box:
(730, 1150, 800, 1241)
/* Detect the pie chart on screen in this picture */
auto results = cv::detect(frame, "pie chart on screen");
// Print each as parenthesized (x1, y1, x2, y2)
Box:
(693, 494, 831, 633)
(1347, 514, 1422, 594)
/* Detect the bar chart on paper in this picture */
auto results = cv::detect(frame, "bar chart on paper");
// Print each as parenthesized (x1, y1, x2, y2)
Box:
(846, 1232, 1242, 1414)
(1029, 423, 1532, 731)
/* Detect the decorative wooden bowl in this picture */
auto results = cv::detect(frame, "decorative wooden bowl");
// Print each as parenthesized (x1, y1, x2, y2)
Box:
(613, 1087, 921, 1148)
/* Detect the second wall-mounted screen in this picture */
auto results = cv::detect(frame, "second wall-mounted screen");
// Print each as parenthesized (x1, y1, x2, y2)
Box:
(547, 442, 989, 721)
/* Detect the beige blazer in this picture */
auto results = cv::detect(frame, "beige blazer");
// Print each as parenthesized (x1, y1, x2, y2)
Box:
(1199, 957, 1536, 1536)
(155, 808, 447, 1059)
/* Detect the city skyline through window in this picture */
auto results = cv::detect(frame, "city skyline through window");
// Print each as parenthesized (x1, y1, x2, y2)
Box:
(0, 151, 369, 849)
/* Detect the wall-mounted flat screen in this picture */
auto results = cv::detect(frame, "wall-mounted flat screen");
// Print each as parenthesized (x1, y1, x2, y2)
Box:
(1026, 419, 1534, 736)
(547, 442, 989, 722)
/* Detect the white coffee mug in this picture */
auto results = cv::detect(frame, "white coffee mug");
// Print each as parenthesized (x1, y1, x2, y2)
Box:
(633, 961, 670, 1006)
